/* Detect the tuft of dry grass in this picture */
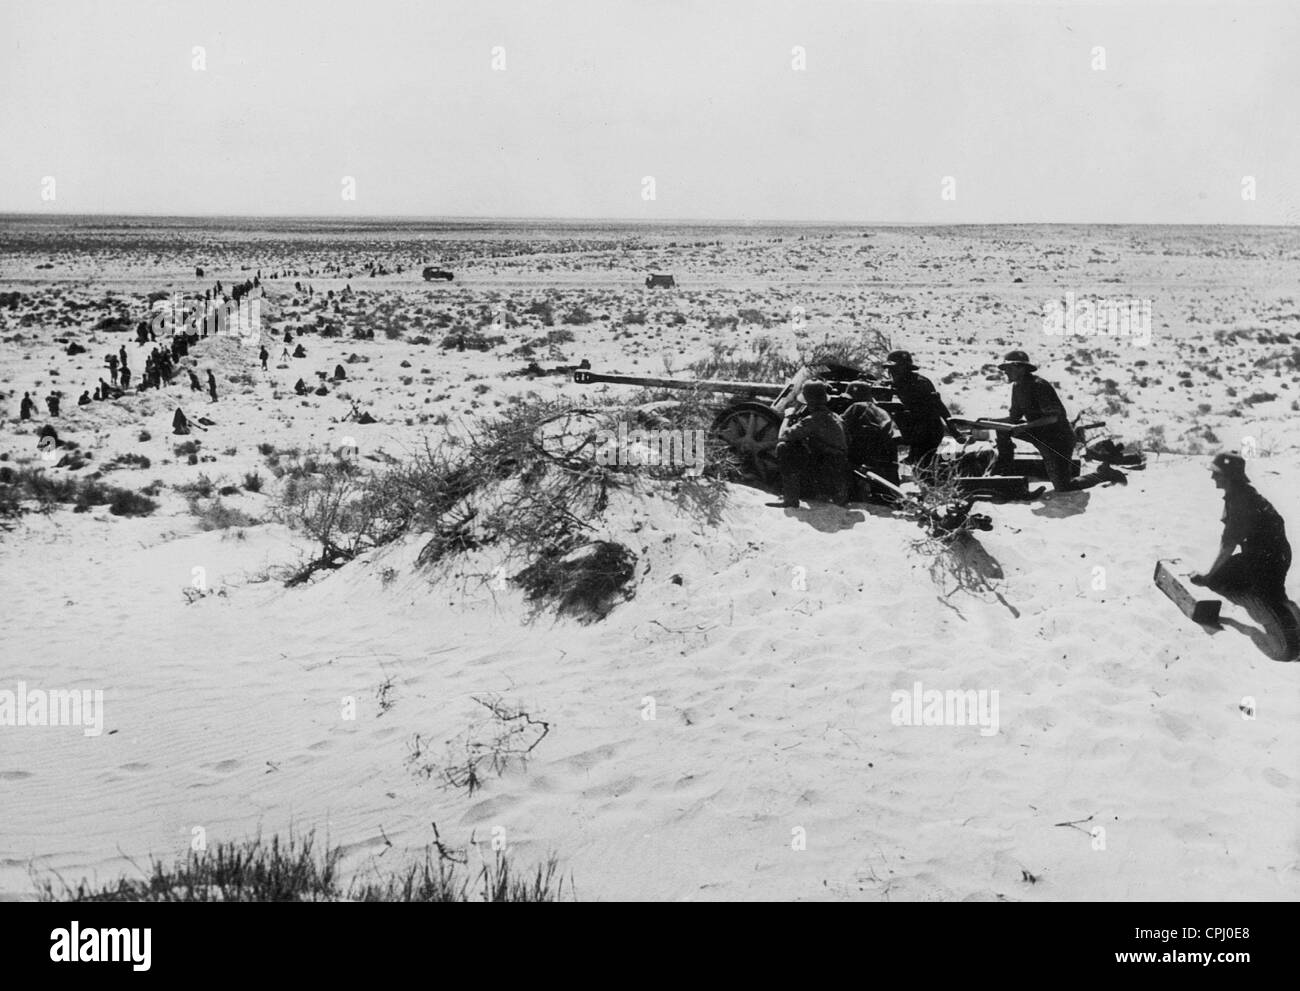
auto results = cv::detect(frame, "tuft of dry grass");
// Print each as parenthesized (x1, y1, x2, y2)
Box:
(35, 829, 570, 903)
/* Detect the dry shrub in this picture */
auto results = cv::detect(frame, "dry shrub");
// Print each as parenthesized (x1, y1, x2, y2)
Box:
(514, 539, 638, 622)
(406, 695, 551, 795)
(192, 498, 258, 530)
(903, 462, 998, 597)
(795, 326, 893, 375)
(274, 397, 731, 617)
(689, 326, 891, 383)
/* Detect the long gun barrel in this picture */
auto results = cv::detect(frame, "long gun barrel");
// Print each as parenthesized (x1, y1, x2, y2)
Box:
(571, 369, 784, 397)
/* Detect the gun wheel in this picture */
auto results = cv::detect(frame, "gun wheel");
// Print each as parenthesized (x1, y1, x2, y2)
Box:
(712, 403, 782, 486)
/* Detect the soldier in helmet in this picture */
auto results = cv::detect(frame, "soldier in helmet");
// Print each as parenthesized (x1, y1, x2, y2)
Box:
(882, 350, 964, 482)
(982, 350, 1125, 491)
(840, 380, 900, 499)
(769, 380, 849, 508)
(1192, 453, 1293, 612)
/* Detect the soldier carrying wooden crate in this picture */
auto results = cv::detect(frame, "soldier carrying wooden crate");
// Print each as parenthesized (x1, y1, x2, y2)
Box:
(1191, 453, 1294, 622)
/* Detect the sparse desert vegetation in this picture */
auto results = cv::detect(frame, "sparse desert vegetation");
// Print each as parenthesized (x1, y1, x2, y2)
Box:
(36, 830, 569, 903)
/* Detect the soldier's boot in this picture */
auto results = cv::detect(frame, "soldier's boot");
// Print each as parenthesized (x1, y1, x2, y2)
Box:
(772, 442, 803, 508)
(779, 473, 802, 508)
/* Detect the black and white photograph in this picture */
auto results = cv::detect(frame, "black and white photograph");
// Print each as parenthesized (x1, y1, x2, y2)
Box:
(0, 0, 1295, 946)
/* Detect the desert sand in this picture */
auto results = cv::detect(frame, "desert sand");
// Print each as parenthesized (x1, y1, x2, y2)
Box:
(1, 217, 1297, 901)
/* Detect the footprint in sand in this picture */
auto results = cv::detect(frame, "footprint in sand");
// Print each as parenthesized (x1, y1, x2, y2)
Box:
(0, 770, 33, 781)
(1261, 767, 1290, 789)
(1156, 711, 1194, 742)
(205, 759, 241, 774)
(459, 793, 521, 824)
(581, 775, 639, 800)
(118, 762, 150, 772)
(560, 742, 627, 772)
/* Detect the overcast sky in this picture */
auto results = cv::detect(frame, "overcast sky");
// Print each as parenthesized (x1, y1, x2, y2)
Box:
(2, 0, 1296, 222)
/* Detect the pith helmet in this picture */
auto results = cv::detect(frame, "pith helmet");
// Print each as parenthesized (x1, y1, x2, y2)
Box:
(998, 349, 1038, 372)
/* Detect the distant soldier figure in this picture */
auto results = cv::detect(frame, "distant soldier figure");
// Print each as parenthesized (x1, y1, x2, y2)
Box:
(770, 381, 849, 508)
(294, 378, 309, 395)
(882, 350, 964, 481)
(841, 381, 900, 496)
(207, 370, 218, 403)
(172, 408, 191, 435)
(46, 392, 60, 417)
(106, 353, 119, 387)
(118, 345, 128, 371)
(20, 392, 35, 420)
(1192, 453, 1294, 628)
(259, 346, 269, 370)
(188, 369, 203, 392)
(78, 390, 92, 406)
(333, 363, 346, 380)
(120, 364, 132, 389)
(293, 343, 307, 358)
(983, 350, 1125, 491)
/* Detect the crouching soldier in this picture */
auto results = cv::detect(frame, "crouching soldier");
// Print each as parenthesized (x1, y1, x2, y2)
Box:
(841, 381, 899, 500)
(769, 381, 848, 508)
(1192, 453, 1294, 619)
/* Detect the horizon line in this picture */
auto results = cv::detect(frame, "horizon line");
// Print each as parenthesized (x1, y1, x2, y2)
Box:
(1, 211, 1295, 229)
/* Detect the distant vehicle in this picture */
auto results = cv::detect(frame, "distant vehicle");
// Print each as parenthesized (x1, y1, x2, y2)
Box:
(645, 273, 676, 288)
(422, 267, 454, 282)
